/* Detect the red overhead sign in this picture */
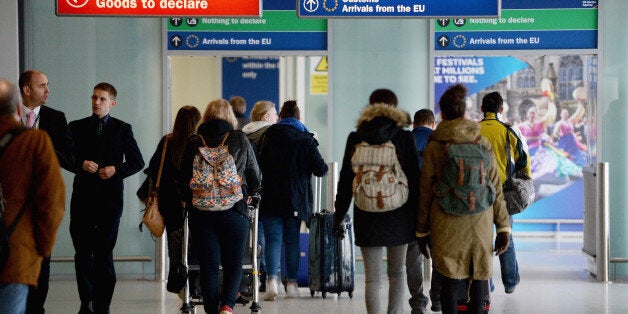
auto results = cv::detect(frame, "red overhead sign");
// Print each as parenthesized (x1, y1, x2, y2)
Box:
(56, 0, 261, 17)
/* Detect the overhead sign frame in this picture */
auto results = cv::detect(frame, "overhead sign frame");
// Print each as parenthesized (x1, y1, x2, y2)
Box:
(56, 0, 262, 17)
(298, 0, 501, 18)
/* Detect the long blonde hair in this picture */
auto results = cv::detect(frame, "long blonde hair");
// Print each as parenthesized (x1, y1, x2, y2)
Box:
(203, 98, 238, 128)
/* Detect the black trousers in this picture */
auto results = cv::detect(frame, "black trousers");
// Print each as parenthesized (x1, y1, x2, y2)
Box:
(439, 271, 489, 314)
(25, 257, 50, 314)
(70, 217, 121, 313)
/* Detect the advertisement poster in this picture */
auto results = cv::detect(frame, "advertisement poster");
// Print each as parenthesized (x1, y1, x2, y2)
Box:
(434, 54, 598, 231)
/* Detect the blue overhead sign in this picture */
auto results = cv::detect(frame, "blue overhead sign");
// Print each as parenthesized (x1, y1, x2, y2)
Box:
(433, 0, 598, 51)
(167, 0, 327, 51)
(298, 0, 500, 18)
(435, 30, 597, 51)
(168, 31, 326, 51)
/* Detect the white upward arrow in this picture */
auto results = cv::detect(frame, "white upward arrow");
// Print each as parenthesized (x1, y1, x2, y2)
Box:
(305, 0, 316, 11)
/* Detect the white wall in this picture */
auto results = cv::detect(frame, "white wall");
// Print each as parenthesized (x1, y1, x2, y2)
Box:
(0, 1, 19, 80)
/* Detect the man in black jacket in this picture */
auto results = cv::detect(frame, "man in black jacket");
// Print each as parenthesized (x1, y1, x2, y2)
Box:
(19, 69, 75, 314)
(68, 82, 144, 314)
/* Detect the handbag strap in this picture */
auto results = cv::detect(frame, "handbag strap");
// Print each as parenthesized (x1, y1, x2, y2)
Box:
(155, 135, 170, 190)
(0, 127, 29, 237)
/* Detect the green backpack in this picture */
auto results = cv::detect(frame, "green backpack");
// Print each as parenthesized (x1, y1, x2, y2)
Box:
(433, 139, 496, 216)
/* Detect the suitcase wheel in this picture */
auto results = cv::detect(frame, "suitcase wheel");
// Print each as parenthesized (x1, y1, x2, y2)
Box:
(349, 291, 353, 298)
(310, 290, 315, 297)
(322, 291, 327, 299)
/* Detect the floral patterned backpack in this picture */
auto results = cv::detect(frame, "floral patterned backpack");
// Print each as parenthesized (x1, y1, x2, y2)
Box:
(190, 132, 243, 210)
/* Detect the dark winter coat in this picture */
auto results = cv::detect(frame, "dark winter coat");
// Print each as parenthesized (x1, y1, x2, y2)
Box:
(334, 104, 420, 247)
(257, 123, 328, 226)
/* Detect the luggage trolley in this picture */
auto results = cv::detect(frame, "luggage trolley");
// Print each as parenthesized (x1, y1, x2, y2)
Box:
(180, 195, 262, 313)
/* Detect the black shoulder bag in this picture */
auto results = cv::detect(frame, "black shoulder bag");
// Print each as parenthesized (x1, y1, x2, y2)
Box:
(503, 127, 535, 215)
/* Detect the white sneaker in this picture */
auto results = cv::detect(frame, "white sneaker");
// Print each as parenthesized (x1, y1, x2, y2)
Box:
(264, 279, 278, 301)
(286, 282, 300, 298)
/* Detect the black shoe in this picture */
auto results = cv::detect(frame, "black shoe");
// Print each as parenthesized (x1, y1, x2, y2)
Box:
(78, 301, 94, 314)
(430, 304, 442, 312)
(259, 272, 267, 292)
(93, 301, 110, 314)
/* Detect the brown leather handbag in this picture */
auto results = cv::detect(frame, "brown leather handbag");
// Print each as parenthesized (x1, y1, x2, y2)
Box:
(141, 137, 169, 237)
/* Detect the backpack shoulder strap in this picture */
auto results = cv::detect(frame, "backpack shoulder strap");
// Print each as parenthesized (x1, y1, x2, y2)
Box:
(220, 132, 230, 146)
(0, 127, 28, 156)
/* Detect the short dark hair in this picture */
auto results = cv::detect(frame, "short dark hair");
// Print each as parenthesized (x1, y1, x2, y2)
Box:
(369, 88, 398, 107)
(94, 82, 117, 100)
(439, 84, 467, 120)
(481, 91, 503, 114)
(230, 96, 247, 114)
(413, 109, 435, 126)
(18, 69, 43, 94)
(279, 100, 300, 120)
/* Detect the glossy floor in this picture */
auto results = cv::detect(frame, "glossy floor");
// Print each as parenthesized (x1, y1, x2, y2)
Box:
(45, 237, 628, 313)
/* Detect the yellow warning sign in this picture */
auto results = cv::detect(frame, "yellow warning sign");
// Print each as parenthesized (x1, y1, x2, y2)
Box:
(310, 74, 328, 95)
(315, 57, 328, 72)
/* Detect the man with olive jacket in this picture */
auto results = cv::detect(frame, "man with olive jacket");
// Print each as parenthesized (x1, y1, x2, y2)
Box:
(417, 84, 511, 314)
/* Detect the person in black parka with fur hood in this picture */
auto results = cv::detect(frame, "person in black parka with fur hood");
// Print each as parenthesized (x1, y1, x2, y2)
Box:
(334, 89, 420, 314)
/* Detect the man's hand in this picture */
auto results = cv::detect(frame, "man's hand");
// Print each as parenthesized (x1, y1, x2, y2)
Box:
(332, 216, 345, 239)
(417, 235, 431, 259)
(494, 232, 510, 256)
(82, 160, 99, 173)
(98, 166, 116, 180)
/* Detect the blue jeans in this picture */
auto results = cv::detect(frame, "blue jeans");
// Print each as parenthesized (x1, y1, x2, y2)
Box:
(190, 208, 249, 313)
(499, 216, 520, 291)
(260, 215, 301, 281)
(258, 220, 266, 272)
(0, 283, 28, 314)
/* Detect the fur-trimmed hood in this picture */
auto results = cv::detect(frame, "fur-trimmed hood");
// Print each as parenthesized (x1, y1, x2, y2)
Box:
(356, 104, 412, 129)
(354, 104, 412, 145)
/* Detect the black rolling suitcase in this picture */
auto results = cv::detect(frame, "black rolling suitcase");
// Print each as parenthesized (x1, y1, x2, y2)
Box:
(308, 209, 355, 299)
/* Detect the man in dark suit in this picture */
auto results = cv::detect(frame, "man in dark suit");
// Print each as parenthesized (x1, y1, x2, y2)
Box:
(68, 82, 144, 314)
(19, 69, 75, 314)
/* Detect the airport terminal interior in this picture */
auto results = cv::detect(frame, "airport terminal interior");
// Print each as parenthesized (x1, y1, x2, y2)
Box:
(2, 0, 627, 313)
